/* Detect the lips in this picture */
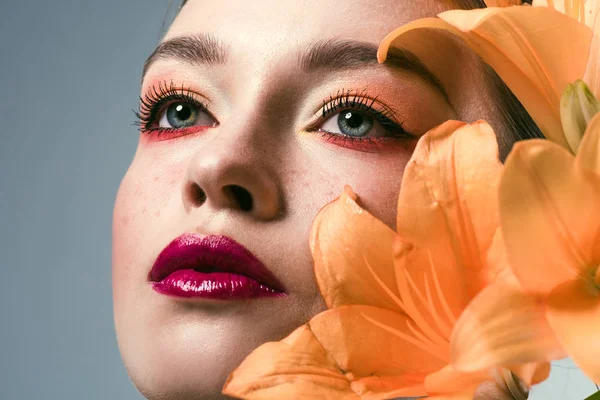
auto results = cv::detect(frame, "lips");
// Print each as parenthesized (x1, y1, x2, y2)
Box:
(148, 233, 287, 299)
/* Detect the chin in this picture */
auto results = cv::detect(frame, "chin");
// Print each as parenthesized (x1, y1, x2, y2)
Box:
(119, 327, 247, 400)
(132, 371, 236, 400)
(114, 299, 303, 400)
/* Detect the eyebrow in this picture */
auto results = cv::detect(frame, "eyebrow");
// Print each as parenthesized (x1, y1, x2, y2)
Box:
(299, 39, 449, 101)
(142, 33, 227, 77)
(142, 34, 449, 101)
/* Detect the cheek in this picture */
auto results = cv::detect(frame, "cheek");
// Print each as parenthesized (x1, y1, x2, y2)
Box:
(112, 165, 181, 303)
(294, 141, 413, 231)
(348, 153, 411, 230)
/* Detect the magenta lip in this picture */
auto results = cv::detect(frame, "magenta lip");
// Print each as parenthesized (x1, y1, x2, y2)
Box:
(148, 233, 287, 299)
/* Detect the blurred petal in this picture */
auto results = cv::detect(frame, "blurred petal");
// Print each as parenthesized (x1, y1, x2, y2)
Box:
(485, 230, 522, 288)
(397, 120, 503, 314)
(310, 186, 400, 310)
(350, 376, 426, 400)
(577, 112, 600, 176)
(584, 33, 600, 99)
(576, 113, 600, 264)
(500, 138, 600, 294)
(378, 7, 594, 147)
(532, 0, 600, 29)
(498, 370, 529, 399)
(223, 325, 357, 400)
(425, 365, 490, 394)
(451, 284, 565, 373)
(545, 279, 600, 382)
(485, 0, 523, 6)
(426, 387, 479, 400)
(309, 305, 447, 377)
(472, 370, 529, 400)
(510, 362, 551, 386)
(539, 0, 600, 98)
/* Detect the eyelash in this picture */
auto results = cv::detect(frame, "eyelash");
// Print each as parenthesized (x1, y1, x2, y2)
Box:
(317, 88, 412, 140)
(133, 80, 212, 135)
(133, 83, 412, 144)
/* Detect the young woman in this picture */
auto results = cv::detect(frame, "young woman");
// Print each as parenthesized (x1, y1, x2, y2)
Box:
(112, 0, 541, 398)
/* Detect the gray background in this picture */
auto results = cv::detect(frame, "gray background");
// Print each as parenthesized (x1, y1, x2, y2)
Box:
(0, 1, 596, 399)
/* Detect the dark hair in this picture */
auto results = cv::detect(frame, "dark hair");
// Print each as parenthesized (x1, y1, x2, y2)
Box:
(169, 0, 544, 160)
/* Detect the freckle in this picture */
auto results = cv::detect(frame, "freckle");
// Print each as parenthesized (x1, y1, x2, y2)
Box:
(153, 176, 159, 182)
(121, 216, 130, 226)
(141, 207, 147, 214)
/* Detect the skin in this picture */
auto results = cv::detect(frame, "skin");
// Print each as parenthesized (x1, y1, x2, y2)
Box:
(112, 0, 517, 398)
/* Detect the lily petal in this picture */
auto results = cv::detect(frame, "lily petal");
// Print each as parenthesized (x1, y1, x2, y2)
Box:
(308, 305, 446, 378)
(451, 283, 566, 373)
(222, 324, 357, 400)
(378, 7, 593, 147)
(310, 186, 400, 310)
(397, 120, 503, 314)
(545, 279, 600, 382)
(500, 137, 600, 294)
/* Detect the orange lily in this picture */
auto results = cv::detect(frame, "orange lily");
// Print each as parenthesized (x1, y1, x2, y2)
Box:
(531, 0, 600, 101)
(449, 111, 600, 385)
(222, 120, 546, 399)
(377, 2, 599, 151)
(532, 0, 600, 27)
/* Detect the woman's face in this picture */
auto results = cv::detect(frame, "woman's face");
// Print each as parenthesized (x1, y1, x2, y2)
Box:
(113, 0, 509, 398)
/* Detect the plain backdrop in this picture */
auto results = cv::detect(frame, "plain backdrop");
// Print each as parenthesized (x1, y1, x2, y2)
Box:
(0, 1, 597, 399)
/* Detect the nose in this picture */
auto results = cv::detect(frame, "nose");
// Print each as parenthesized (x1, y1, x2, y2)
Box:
(183, 133, 284, 221)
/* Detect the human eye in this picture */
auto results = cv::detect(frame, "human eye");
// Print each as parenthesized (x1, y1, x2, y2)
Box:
(134, 80, 217, 140)
(313, 89, 417, 147)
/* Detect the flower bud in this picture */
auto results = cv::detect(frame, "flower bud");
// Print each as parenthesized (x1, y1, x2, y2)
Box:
(560, 79, 600, 153)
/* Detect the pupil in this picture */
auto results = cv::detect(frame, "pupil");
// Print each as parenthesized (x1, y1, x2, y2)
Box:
(175, 104, 192, 121)
(343, 111, 363, 129)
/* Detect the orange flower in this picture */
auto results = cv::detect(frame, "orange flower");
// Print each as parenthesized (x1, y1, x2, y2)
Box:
(377, 3, 598, 150)
(449, 112, 600, 385)
(532, 0, 600, 103)
(222, 120, 544, 399)
(532, 0, 599, 31)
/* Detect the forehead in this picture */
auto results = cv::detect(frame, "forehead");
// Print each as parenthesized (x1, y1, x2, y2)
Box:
(165, 0, 458, 48)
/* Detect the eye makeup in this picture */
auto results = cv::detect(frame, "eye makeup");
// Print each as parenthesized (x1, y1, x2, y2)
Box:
(304, 88, 419, 152)
(134, 81, 417, 151)
(318, 88, 410, 137)
(134, 80, 217, 140)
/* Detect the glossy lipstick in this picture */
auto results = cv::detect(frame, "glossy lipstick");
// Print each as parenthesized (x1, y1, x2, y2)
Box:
(149, 234, 287, 299)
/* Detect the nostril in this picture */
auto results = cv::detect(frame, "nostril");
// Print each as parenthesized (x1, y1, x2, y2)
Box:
(225, 185, 253, 211)
(189, 183, 207, 207)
